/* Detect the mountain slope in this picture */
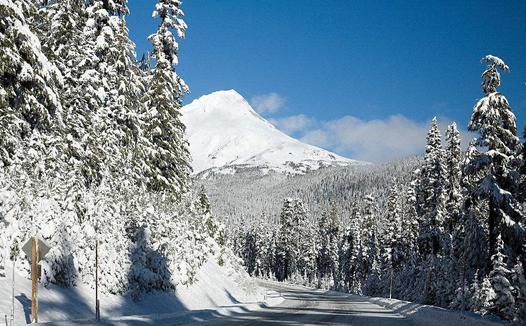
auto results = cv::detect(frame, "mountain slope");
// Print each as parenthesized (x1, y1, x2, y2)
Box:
(182, 90, 361, 175)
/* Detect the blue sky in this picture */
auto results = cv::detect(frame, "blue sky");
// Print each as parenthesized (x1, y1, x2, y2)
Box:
(127, 1, 526, 162)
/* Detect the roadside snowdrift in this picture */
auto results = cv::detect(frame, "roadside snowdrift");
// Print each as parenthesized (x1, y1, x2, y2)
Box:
(368, 295, 510, 326)
(0, 256, 265, 325)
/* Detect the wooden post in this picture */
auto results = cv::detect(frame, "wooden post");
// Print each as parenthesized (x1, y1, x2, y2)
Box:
(31, 237, 38, 323)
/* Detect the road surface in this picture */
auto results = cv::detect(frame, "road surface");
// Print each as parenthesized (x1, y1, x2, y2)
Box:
(185, 281, 412, 326)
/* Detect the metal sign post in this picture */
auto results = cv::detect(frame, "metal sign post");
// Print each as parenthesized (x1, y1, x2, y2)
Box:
(10, 240, 18, 326)
(11, 258, 15, 326)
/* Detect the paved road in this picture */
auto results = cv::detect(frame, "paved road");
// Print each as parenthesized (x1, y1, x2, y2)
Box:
(185, 281, 412, 326)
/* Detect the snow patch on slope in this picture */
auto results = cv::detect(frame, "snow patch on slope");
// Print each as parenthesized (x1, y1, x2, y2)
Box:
(368, 295, 507, 326)
(182, 90, 362, 175)
(0, 256, 270, 324)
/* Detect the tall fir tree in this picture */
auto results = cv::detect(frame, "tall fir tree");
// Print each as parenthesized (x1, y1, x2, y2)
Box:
(401, 182, 419, 263)
(488, 234, 515, 320)
(466, 55, 524, 265)
(0, 0, 62, 170)
(519, 124, 526, 201)
(445, 123, 463, 236)
(316, 206, 340, 287)
(417, 117, 447, 257)
(383, 184, 402, 271)
(144, 0, 191, 196)
(276, 198, 296, 281)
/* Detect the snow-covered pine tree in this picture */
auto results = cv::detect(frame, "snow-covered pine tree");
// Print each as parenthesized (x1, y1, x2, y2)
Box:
(349, 206, 364, 293)
(0, 0, 62, 170)
(460, 141, 489, 275)
(383, 183, 402, 263)
(417, 117, 447, 257)
(361, 194, 381, 294)
(241, 227, 258, 276)
(290, 198, 314, 283)
(401, 182, 419, 263)
(519, 124, 526, 202)
(316, 206, 340, 288)
(466, 55, 524, 266)
(299, 223, 318, 285)
(80, 0, 147, 187)
(339, 225, 354, 291)
(445, 123, 463, 235)
(193, 186, 224, 247)
(276, 198, 296, 281)
(381, 184, 402, 297)
(475, 274, 496, 315)
(488, 234, 515, 320)
(144, 0, 191, 196)
(511, 258, 526, 320)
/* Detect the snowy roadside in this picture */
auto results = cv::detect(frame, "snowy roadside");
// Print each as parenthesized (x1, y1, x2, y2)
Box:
(0, 257, 283, 325)
(35, 279, 284, 325)
(367, 296, 511, 326)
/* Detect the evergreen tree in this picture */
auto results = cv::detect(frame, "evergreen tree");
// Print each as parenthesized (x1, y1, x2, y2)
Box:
(460, 141, 489, 275)
(519, 124, 526, 202)
(0, 0, 62, 169)
(361, 194, 381, 294)
(382, 184, 402, 297)
(316, 206, 340, 288)
(511, 258, 526, 320)
(291, 199, 312, 281)
(349, 207, 364, 293)
(466, 55, 524, 266)
(383, 184, 402, 265)
(339, 224, 354, 291)
(144, 0, 191, 195)
(445, 123, 463, 236)
(488, 235, 515, 320)
(417, 117, 447, 257)
(300, 224, 318, 285)
(475, 274, 496, 315)
(276, 198, 296, 281)
(401, 182, 419, 263)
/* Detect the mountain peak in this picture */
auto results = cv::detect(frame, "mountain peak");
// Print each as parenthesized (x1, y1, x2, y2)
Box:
(182, 90, 361, 175)
(185, 89, 249, 112)
(183, 89, 270, 128)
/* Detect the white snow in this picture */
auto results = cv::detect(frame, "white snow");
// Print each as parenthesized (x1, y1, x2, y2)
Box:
(368, 295, 507, 326)
(482, 55, 509, 71)
(0, 257, 281, 325)
(181, 90, 362, 175)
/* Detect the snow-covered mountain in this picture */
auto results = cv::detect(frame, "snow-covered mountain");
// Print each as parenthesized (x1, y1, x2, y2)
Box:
(182, 90, 361, 175)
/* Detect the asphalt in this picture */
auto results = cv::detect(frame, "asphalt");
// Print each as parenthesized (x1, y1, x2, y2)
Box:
(183, 281, 413, 326)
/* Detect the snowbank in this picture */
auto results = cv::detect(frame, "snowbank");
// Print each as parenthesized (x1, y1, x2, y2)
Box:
(0, 257, 277, 325)
(368, 296, 511, 326)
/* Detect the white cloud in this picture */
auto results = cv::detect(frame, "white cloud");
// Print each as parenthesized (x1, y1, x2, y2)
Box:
(271, 113, 473, 163)
(269, 114, 315, 134)
(250, 93, 286, 114)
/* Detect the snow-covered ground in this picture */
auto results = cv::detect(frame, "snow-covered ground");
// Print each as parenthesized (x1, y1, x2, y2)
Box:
(0, 258, 282, 325)
(0, 258, 512, 326)
(181, 90, 361, 175)
(366, 294, 509, 326)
